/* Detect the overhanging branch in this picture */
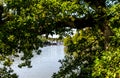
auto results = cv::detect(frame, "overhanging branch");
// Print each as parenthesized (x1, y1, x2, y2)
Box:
(55, 15, 95, 30)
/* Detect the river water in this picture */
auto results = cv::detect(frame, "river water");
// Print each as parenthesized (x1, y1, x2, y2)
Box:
(12, 45, 65, 78)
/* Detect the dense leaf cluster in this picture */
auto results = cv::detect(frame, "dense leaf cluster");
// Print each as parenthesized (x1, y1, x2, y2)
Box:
(53, 28, 120, 78)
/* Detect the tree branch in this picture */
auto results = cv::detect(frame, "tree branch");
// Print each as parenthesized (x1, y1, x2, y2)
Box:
(0, 5, 3, 25)
(55, 15, 95, 30)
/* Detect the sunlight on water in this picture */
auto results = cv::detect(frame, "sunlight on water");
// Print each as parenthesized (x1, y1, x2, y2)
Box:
(12, 45, 64, 78)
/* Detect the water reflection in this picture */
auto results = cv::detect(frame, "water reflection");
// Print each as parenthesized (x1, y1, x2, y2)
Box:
(12, 45, 64, 78)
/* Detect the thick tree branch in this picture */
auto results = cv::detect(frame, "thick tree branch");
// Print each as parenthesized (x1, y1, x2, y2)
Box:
(84, 0, 106, 8)
(0, 5, 3, 25)
(56, 15, 95, 30)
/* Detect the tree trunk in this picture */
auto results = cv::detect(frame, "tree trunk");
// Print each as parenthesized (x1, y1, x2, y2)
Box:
(103, 20, 114, 49)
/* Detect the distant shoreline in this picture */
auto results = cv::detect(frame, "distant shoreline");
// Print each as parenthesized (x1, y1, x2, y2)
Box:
(43, 41, 63, 46)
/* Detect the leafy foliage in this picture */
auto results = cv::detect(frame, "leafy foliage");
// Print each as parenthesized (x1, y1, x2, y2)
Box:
(92, 28, 120, 77)
(53, 28, 120, 78)
(53, 2, 120, 78)
(0, 0, 120, 78)
(0, 67, 18, 78)
(53, 28, 104, 78)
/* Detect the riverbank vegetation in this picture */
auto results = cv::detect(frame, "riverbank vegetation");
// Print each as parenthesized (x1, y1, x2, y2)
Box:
(0, 0, 120, 78)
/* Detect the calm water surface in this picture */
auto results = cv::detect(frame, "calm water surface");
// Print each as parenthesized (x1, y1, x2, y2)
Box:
(12, 45, 64, 78)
